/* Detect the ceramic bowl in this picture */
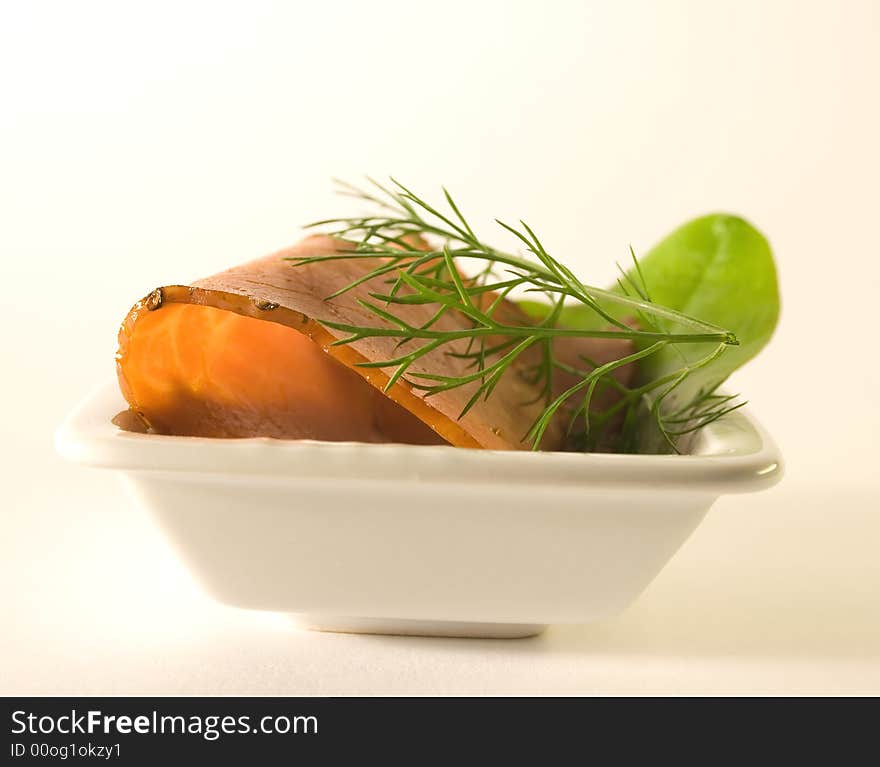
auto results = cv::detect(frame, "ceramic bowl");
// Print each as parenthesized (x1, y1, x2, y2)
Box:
(56, 382, 782, 638)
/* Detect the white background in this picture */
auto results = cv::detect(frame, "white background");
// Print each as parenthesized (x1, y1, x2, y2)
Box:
(2, 0, 878, 694)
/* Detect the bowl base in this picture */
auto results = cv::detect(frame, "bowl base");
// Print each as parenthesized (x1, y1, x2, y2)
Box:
(290, 614, 547, 639)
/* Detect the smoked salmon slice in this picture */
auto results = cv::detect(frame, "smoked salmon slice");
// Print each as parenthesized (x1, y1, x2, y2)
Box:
(116, 236, 634, 450)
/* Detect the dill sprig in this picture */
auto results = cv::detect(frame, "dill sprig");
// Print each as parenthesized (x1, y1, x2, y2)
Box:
(288, 178, 741, 452)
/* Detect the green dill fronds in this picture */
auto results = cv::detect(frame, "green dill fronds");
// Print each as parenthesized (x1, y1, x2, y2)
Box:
(288, 178, 741, 452)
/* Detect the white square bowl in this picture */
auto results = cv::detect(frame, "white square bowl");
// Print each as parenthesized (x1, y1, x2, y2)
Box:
(56, 382, 782, 638)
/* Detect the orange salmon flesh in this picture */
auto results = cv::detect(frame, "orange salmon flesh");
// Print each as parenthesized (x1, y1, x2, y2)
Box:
(116, 302, 447, 445)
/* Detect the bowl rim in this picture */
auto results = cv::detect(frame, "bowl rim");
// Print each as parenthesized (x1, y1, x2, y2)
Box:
(56, 381, 783, 494)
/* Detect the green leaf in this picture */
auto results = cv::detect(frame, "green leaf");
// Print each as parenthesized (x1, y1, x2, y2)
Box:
(529, 213, 778, 387)
(519, 213, 779, 451)
(624, 213, 779, 397)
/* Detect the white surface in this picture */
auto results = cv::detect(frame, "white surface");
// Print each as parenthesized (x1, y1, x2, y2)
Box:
(2, 0, 879, 694)
(55, 384, 779, 635)
(3, 476, 879, 695)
